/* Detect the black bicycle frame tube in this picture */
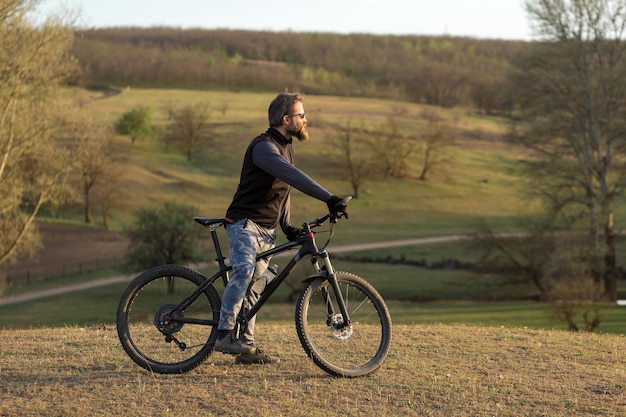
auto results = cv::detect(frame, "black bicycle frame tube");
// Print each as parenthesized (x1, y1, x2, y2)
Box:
(171, 228, 353, 328)
(241, 234, 319, 321)
(175, 223, 232, 315)
(170, 267, 231, 319)
(169, 233, 314, 323)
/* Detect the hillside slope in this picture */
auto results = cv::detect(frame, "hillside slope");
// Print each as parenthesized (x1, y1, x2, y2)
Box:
(63, 87, 536, 236)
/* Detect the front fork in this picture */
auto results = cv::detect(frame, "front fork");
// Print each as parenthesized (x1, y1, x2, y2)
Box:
(314, 249, 352, 328)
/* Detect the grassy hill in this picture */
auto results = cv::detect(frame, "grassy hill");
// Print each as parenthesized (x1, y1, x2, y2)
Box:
(0, 87, 620, 334)
(62, 87, 536, 237)
(1, 323, 624, 416)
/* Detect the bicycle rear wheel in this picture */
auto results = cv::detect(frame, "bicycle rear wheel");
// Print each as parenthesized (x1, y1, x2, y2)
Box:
(295, 271, 392, 377)
(116, 264, 221, 374)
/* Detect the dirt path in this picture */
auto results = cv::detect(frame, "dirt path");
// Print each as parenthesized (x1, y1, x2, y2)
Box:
(0, 234, 476, 306)
(0, 275, 135, 306)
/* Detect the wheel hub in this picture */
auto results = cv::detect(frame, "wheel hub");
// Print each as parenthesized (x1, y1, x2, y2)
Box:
(154, 304, 184, 334)
(328, 313, 353, 340)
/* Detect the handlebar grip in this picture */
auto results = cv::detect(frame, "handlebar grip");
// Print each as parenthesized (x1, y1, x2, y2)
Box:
(331, 195, 352, 211)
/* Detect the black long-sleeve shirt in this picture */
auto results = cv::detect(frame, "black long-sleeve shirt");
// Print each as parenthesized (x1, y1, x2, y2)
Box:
(226, 128, 332, 230)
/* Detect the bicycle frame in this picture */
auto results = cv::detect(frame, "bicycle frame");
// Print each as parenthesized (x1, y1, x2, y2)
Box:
(169, 219, 351, 331)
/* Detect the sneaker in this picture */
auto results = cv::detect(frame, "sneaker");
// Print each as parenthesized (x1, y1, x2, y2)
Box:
(214, 334, 256, 355)
(235, 348, 279, 365)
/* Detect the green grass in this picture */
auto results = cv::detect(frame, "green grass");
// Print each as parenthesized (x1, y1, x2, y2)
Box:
(2, 263, 626, 334)
(0, 282, 126, 328)
(56, 87, 542, 232)
(2, 267, 126, 297)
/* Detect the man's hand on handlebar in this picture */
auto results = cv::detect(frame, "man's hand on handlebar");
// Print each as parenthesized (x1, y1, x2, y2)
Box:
(284, 225, 303, 241)
(326, 195, 349, 213)
(326, 195, 352, 221)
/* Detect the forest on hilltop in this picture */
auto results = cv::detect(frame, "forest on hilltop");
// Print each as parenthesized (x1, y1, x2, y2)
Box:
(71, 27, 527, 114)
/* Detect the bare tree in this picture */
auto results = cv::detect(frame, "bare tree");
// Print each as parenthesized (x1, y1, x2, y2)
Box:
(219, 93, 230, 116)
(164, 102, 212, 161)
(332, 121, 374, 198)
(542, 243, 605, 332)
(476, 223, 553, 301)
(512, 0, 626, 300)
(0, 2, 77, 270)
(367, 117, 418, 178)
(476, 217, 607, 331)
(69, 116, 125, 224)
(95, 164, 127, 229)
(417, 110, 455, 181)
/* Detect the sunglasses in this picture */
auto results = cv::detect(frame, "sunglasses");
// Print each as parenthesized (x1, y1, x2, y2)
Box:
(286, 112, 306, 118)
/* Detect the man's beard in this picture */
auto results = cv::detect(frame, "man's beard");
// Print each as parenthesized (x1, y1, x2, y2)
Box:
(288, 123, 309, 142)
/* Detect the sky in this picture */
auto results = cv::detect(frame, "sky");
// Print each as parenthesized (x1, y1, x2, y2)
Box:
(36, 0, 533, 41)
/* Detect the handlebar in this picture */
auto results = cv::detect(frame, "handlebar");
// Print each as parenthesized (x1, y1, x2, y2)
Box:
(303, 196, 352, 230)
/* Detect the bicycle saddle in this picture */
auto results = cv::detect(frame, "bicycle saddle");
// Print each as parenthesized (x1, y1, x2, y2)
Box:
(193, 217, 235, 227)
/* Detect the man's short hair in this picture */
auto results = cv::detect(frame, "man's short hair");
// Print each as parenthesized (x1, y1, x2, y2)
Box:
(268, 92, 303, 127)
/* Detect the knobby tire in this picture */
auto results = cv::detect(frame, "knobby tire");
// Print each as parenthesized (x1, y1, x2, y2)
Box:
(116, 264, 221, 374)
(295, 271, 392, 377)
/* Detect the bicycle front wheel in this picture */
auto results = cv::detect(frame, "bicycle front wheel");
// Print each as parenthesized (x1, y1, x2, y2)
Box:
(295, 272, 392, 377)
(116, 264, 221, 374)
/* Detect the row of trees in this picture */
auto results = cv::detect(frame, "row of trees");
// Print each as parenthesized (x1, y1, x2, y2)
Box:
(109, 100, 454, 203)
(70, 27, 523, 114)
(65, 100, 215, 230)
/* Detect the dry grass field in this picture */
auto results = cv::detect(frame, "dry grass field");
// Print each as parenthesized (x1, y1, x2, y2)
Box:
(0, 323, 624, 416)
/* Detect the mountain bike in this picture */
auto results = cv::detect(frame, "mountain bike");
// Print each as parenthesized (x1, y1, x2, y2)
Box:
(116, 197, 392, 378)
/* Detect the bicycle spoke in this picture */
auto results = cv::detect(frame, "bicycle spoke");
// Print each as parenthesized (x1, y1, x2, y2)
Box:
(117, 265, 220, 374)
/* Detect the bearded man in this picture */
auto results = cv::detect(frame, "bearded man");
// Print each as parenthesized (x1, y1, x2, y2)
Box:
(214, 92, 345, 364)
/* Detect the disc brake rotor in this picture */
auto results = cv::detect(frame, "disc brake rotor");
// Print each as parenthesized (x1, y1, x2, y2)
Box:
(328, 313, 353, 340)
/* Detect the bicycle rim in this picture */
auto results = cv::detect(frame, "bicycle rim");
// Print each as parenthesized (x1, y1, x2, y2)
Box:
(296, 272, 392, 377)
(116, 264, 221, 374)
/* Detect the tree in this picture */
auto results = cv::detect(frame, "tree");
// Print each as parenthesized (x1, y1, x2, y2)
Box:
(414, 60, 468, 108)
(511, 0, 626, 301)
(124, 201, 204, 272)
(69, 115, 125, 224)
(476, 218, 606, 331)
(367, 117, 418, 178)
(332, 121, 374, 198)
(0, 1, 77, 271)
(416, 110, 455, 181)
(94, 164, 127, 229)
(164, 102, 212, 161)
(114, 106, 154, 143)
(219, 93, 230, 116)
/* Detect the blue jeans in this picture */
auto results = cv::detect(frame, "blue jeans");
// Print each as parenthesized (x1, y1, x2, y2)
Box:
(218, 219, 275, 344)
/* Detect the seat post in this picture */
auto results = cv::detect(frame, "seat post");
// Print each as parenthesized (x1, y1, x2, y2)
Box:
(210, 224, 228, 269)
